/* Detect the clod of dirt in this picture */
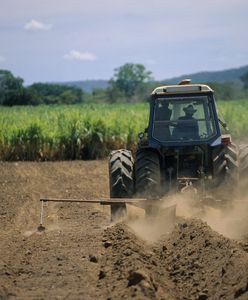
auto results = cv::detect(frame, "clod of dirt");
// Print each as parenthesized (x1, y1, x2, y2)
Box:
(197, 293, 208, 300)
(103, 241, 112, 248)
(89, 255, 98, 263)
(99, 270, 106, 279)
(25, 250, 32, 255)
(127, 269, 150, 286)
(56, 256, 65, 261)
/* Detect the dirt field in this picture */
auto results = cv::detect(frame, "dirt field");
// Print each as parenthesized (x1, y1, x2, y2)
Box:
(1, 161, 248, 300)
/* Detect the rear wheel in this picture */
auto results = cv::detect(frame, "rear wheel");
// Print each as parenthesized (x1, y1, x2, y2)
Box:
(109, 149, 134, 221)
(213, 143, 239, 201)
(135, 149, 160, 213)
(239, 144, 248, 190)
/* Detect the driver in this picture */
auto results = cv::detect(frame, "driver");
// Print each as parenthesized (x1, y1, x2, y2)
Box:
(173, 104, 199, 139)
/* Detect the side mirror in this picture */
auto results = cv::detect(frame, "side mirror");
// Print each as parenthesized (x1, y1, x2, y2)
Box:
(144, 127, 148, 133)
(218, 118, 229, 131)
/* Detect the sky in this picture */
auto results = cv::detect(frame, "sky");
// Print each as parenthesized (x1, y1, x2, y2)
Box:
(0, 0, 247, 85)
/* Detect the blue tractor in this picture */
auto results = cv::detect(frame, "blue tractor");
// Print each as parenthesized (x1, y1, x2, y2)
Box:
(109, 80, 247, 220)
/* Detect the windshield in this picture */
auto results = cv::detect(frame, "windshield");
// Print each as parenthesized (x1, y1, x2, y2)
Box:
(152, 95, 216, 142)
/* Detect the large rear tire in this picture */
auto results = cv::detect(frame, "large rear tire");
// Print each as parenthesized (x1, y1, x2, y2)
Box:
(135, 149, 161, 215)
(213, 143, 239, 201)
(135, 149, 161, 198)
(109, 149, 134, 221)
(239, 144, 248, 190)
(225, 143, 239, 200)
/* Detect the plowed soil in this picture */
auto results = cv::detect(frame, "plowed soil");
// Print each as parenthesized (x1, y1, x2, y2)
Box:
(1, 161, 248, 300)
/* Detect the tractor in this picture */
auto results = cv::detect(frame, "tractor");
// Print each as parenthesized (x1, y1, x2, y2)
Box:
(109, 80, 248, 220)
(37, 80, 248, 230)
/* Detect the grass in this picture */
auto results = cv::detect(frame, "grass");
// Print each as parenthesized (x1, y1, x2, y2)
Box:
(216, 99, 248, 139)
(0, 100, 247, 161)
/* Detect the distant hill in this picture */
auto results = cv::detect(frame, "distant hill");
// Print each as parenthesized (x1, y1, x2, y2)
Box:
(57, 65, 248, 92)
(163, 65, 248, 85)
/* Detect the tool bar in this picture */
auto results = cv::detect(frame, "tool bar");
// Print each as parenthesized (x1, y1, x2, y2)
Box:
(40, 197, 149, 205)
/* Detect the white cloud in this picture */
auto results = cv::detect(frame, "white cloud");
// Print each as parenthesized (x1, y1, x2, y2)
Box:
(0, 55, 5, 63)
(24, 19, 52, 31)
(63, 50, 97, 61)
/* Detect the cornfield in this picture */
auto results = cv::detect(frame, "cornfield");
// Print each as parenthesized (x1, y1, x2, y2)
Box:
(0, 100, 247, 161)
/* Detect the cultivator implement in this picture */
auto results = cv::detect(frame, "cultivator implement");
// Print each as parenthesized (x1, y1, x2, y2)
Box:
(37, 197, 176, 232)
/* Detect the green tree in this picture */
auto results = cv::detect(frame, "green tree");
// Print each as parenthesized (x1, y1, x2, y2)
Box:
(240, 71, 248, 89)
(0, 70, 26, 105)
(0, 70, 85, 106)
(108, 63, 152, 101)
(28, 83, 84, 104)
(106, 85, 125, 103)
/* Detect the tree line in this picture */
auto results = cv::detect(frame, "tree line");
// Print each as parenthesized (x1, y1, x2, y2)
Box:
(0, 70, 84, 105)
(1, 65, 248, 106)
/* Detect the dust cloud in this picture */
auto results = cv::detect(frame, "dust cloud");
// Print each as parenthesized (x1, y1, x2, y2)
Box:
(127, 208, 174, 243)
(127, 192, 201, 242)
(203, 198, 248, 239)
(202, 180, 248, 239)
(127, 188, 248, 242)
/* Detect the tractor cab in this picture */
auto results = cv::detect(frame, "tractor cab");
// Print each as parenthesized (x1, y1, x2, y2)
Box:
(135, 80, 234, 196)
(146, 81, 222, 149)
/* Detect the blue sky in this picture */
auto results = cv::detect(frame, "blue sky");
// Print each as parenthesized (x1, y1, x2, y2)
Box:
(0, 0, 247, 84)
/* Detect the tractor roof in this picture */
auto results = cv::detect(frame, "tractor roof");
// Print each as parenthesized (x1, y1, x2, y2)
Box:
(151, 82, 213, 96)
